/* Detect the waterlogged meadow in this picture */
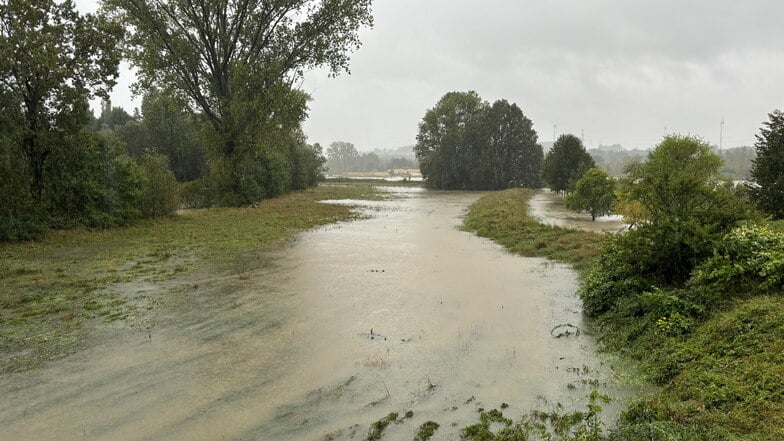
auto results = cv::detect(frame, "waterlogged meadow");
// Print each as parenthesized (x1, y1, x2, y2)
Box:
(0, 184, 381, 374)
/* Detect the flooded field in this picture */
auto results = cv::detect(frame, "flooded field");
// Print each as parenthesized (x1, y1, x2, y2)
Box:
(0, 188, 631, 441)
(528, 190, 626, 233)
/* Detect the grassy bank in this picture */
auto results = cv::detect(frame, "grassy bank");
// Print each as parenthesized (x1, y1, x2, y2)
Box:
(463, 189, 784, 440)
(0, 183, 381, 374)
(462, 188, 603, 272)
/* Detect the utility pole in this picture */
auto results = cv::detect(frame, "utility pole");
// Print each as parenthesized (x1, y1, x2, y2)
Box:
(719, 118, 725, 149)
(553, 124, 557, 143)
(581, 129, 585, 144)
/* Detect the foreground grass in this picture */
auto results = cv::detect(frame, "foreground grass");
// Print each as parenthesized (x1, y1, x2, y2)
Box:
(0, 183, 381, 373)
(462, 188, 603, 272)
(463, 189, 784, 440)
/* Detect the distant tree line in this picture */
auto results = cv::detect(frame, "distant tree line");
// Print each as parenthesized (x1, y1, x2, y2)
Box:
(0, 0, 373, 241)
(415, 91, 543, 190)
(325, 141, 416, 174)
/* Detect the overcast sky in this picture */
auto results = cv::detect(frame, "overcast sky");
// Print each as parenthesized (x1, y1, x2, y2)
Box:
(78, 0, 784, 151)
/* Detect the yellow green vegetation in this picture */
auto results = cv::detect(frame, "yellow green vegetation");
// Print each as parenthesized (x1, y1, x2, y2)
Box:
(462, 188, 602, 271)
(0, 184, 381, 373)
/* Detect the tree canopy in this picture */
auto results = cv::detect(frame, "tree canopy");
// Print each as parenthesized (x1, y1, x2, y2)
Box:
(0, 0, 123, 202)
(542, 134, 595, 193)
(107, 0, 374, 204)
(565, 168, 615, 221)
(414, 91, 542, 190)
(326, 141, 359, 174)
(750, 110, 784, 219)
(616, 135, 753, 284)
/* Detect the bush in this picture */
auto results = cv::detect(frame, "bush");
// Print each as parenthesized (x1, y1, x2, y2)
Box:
(179, 178, 212, 209)
(689, 224, 784, 307)
(139, 152, 179, 217)
(0, 214, 48, 241)
(580, 232, 655, 317)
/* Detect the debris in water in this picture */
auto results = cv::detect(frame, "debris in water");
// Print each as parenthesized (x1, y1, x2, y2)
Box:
(550, 324, 581, 338)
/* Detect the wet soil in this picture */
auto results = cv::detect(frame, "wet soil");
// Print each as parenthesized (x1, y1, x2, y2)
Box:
(0, 187, 631, 441)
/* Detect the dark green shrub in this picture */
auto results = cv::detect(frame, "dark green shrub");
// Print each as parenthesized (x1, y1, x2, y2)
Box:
(689, 224, 784, 307)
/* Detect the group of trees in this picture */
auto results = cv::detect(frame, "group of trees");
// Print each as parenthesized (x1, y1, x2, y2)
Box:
(324, 141, 416, 174)
(415, 91, 543, 190)
(1, 0, 374, 240)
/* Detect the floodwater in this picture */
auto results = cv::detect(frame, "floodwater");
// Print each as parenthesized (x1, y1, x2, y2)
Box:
(0, 188, 631, 441)
(529, 190, 626, 233)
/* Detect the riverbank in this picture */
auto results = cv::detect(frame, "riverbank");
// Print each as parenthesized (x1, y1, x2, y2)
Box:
(0, 184, 383, 374)
(462, 189, 602, 272)
(463, 188, 784, 440)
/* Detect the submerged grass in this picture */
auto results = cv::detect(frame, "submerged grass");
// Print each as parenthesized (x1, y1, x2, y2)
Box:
(0, 184, 381, 373)
(462, 188, 603, 272)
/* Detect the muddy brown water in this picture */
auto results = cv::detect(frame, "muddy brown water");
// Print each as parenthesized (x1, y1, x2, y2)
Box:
(0, 188, 633, 441)
(528, 190, 626, 234)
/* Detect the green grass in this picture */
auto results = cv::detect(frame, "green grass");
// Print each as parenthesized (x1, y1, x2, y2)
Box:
(414, 421, 439, 441)
(0, 184, 381, 373)
(613, 296, 784, 440)
(462, 188, 604, 272)
(366, 412, 399, 441)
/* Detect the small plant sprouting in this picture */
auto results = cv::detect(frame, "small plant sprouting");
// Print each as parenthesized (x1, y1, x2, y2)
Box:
(414, 421, 440, 441)
(366, 412, 398, 441)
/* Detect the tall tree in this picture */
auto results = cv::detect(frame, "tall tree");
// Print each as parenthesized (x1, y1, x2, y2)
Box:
(415, 91, 487, 189)
(114, 90, 209, 182)
(542, 134, 595, 193)
(107, 0, 374, 203)
(750, 110, 784, 219)
(484, 99, 542, 188)
(415, 92, 543, 190)
(325, 141, 359, 174)
(618, 135, 754, 284)
(0, 0, 123, 202)
(565, 168, 615, 221)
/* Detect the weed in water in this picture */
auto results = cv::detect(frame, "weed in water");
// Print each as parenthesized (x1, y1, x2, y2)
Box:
(366, 412, 399, 441)
(414, 421, 440, 441)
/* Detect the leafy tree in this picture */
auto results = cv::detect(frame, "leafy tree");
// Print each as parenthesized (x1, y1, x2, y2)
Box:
(0, 0, 123, 203)
(326, 141, 360, 174)
(415, 91, 487, 189)
(565, 168, 615, 221)
(483, 99, 542, 188)
(114, 90, 209, 182)
(290, 141, 326, 189)
(138, 152, 179, 217)
(750, 110, 784, 218)
(107, 0, 374, 204)
(415, 91, 542, 190)
(582, 136, 757, 316)
(543, 134, 595, 193)
(91, 99, 133, 131)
